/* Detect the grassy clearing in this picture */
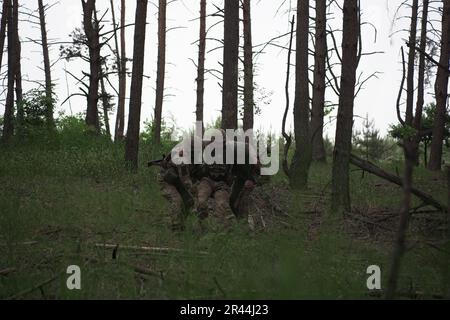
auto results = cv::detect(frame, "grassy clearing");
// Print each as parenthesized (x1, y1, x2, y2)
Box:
(0, 135, 448, 300)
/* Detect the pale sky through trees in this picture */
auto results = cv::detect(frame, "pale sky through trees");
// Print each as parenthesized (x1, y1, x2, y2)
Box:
(1, 0, 436, 138)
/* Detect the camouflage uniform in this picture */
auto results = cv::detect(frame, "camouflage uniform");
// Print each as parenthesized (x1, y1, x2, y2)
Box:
(158, 160, 195, 231)
(192, 164, 236, 225)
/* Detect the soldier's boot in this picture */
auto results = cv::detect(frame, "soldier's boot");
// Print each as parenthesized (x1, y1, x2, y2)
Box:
(214, 190, 237, 227)
(161, 184, 185, 231)
(196, 178, 213, 219)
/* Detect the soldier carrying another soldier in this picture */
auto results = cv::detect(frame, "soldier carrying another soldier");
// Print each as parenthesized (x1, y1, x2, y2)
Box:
(150, 130, 261, 231)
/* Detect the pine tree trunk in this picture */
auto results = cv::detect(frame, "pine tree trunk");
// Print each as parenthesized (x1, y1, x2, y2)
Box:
(290, 0, 311, 190)
(112, 0, 126, 142)
(243, 0, 254, 131)
(0, 0, 9, 76)
(82, 0, 100, 134)
(13, 0, 22, 132)
(221, 0, 239, 130)
(405, 0, 418, 126)
(412, 0, 429, 165)
(38, 0, 54, 127)
(331, 0, 359, 213)
(428, 1, 450, 171)
(311, 0, 327, 162)
(153, 0, 167, 145)
(100, 69, 111, 138)
(2, 0, 14, 141)
(195, 0, 206, 128)
(125, 0, 148, 170)
(386, 1, 419, 300)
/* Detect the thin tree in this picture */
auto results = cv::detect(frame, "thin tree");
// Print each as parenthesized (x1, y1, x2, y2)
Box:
(243, 0, 254, 131)
(0, 0, 9, 75)
(13, 0, 22, 131)
(2, 0, 15, 141)
(413, 0, 429, 140)
(125, 0, 148, 170)
(153, 0, 167, 145)
(112, 0, 127, 141)
(195, 0, 206, 129)
(331, 0, 359, 213)
(81, 0, 100, 133)
(221, 0, 239, 130)
(428, 1, 450, 171)
(386, 0, 420, 300)
(311, 0, 327, 162)
(290, 0, 311, 190)
(38, 0, 54, 127)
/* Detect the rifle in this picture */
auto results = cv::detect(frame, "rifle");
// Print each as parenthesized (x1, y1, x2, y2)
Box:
(148, 155, 167, 168)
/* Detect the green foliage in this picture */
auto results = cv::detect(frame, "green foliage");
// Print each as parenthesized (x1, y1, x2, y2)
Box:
(140, 118, 178, 156)
(16, 88, 54, 132)
(354, 116, 389, 161)
(389, 124, 418, 141)
(421, 103, 450, 144)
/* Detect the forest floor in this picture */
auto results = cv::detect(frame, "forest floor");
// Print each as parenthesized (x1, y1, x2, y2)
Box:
(0, 137, 449, 299)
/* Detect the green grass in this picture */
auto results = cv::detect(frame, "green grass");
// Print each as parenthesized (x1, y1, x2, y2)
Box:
(0, 135, 448, 300)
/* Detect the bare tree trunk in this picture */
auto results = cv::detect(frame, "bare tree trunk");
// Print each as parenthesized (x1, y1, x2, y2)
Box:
(428, 1, 450, 171)
(221, 0, 239, 130)
(2, 0, 14, 141)
(153, 0, 167, 145)
(125, 0, 148, 170)
(282, 16, 296, 178)
(0, 0, 9, 75)
(290, 0, 311, 190)
(311, 0, 327, 162)
(82, 0, 100, 134)
(243, 0, 254, 131)
(405, 0, 418, 126)
(331, 0, 359, 213)
(386, 147, 415, 299)
(112, 0, 126, 142)
(413, 0, 428, 134)
(386, 0, 419, 300)
(195, 0, 206, 129)
(13, 0, 22, 132)
(100, 69, 111, 138)
(38, 0, 54, 127)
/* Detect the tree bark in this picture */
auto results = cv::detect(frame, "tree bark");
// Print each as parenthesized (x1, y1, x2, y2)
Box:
(0, 0, 9, 76)
(405, 0, 418, 126)
(311, 0, 327, 162)
(153, 0, 167, 145)
(428, 1, 450, 171)
(38, 0, 54, 127)
(221, 0, 239, 130)
(13, 0, 22, 132)
(82, 0, 100, 134)
(386, 1, 419, 299)
(413, 0, 428, 134)
(331, 0, 359, 213)
(125, 0, 148, 170)
(100, 69, 111, 138)
(111, 0, 126, 142)
(243, 0, 254, 131)
(290, 0, 311, 190)
(195, 0, 206, 128)
(2, 0, 14, 141)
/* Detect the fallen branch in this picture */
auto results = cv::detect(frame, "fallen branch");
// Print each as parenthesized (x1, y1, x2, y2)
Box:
(350, 154, 448, 213)
(132, 265, 164, 279)
(0, 268, 16, 276)
(7, 271, 64, 300)
(94, 243, 208, 256)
